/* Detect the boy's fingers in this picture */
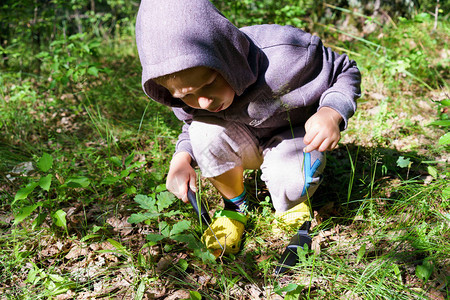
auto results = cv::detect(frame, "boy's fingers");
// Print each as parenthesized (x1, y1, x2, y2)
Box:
(304, 134, 324, 153)
(181, 174, 197, 203)
(303, 133, 311, 145)
(188, 172, 197, 192)
(303, 129, 317, 146)
(303, 144, 313, 153)
(330, 139, 339, 151)
(319, 139, 332, 152)
(189, 185, 197, 193)
(180, 187, 189, 203)
(169, 181, 188, 203)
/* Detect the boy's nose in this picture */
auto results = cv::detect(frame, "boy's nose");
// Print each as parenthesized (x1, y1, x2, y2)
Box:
(198, 96, 213, 110)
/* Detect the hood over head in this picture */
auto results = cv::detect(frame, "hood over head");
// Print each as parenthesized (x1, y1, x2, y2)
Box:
(135, 0, 258, 107)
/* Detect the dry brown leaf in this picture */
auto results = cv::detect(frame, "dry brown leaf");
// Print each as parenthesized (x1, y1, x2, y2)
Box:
(148, 285, 167, 299)
(311, 237, 321, 254)
(107, 215, 134, 236)
(77, 291, 99, 299)
(263, 286, 284, 300)
(40, 245, 61, 257)
(91, 241, 115, 251)
(196, 274, 216, 286)
(156, 257, 173, 274)
(0, 213, 14, 226)
(255, 254, 272, 264)
(427, 289, 446, 300)
(247, 284, 263, 299)
(341, 290, 364, 300)
(55, 290, 75, 300)
(164, 290, 190, 300)
(65, 244, 89, 259)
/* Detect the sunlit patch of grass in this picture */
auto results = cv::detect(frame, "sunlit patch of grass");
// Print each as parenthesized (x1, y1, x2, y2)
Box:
(272, 177, 449, 299)
(342, 13, 449, 159)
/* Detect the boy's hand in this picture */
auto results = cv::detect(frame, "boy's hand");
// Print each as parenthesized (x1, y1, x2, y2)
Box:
(303, 107, 342, 153)
(166, 152, 197, 203)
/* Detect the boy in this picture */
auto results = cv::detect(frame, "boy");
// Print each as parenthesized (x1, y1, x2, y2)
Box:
(135, 0, 361, 257)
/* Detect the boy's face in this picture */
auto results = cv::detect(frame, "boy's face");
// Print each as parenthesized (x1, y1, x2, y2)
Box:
(155, 67, 235, 112)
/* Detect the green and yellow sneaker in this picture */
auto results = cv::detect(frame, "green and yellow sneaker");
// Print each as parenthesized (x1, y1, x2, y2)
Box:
(273, 201, 311, 233)
(202, 210, 247, 256)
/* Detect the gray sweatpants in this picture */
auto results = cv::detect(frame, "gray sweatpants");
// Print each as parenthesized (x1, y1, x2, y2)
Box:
(189, 117, 325, 212)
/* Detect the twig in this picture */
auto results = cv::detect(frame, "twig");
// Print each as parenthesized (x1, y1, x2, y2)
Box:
(0, 170, 17, 195)
(434, 0, 440, 31)
(380, 10, 397, 29)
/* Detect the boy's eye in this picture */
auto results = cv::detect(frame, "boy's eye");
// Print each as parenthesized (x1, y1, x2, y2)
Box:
(182, 94, 193, 101)
(205, 79, 215, 87)
(200, 79, 217, 92)
(206, 77, 217, 87)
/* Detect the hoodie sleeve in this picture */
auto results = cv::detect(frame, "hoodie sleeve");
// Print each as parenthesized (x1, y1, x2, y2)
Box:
(172, 108, 196, 162)
(315, 42, 361, 130)
(242, 25, 361, 130)
(175, 123, 194, 158)
(284, 35, 361, 130)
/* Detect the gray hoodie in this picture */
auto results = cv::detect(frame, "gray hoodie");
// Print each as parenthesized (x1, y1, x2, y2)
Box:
(135, 0, 361, 160)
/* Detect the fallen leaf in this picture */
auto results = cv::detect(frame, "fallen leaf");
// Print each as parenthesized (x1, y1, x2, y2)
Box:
(55, 290, 76, 300)
(156, 257, 173, 274)
(247, 284, 263, 299)
(107, 215, 133, 236)
(311, 238, 321, 254)
(164, 290, 190, 300)
(65, 245, 89, 259)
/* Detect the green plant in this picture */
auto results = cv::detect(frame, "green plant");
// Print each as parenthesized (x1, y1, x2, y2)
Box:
(35, 33, 110, 94)
(12, 152, 91, 233)
(273, 4, 306, 28)
(128, 193, 216, 263)
(274, 283, 303, 299)
(416, 259, 434, 283)
(367, 12, 446, 91)
(428, 98, 450, 146)
(212, 0, 313, 27)
(26, 262, 76, 297)
(397, 156, 413, 178)
(100, 151, 147, 195)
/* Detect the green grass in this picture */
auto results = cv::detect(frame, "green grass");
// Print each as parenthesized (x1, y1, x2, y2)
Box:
(0, 7, 449, 300)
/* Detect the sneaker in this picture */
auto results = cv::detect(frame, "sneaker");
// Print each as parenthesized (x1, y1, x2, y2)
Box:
(202, 210, 247, 256)
(273, 201, 311, 233)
